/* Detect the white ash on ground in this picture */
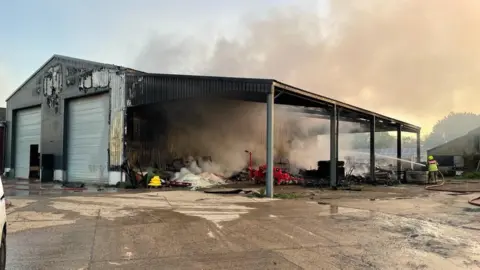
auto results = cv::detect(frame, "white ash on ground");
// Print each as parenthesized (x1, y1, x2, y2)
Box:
(171, 158, 227, 190)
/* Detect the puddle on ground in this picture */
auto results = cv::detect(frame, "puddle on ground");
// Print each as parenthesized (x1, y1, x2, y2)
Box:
(5, 189, 82, 197)
(317, 204, 371, 217)
(173, 203, 255, 229)
(314, 202, 480, 263)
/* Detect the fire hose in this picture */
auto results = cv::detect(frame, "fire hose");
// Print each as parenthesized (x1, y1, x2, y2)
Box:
(425, 170, 480, 207)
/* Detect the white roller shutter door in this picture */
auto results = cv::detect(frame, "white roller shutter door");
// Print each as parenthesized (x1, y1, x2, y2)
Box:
(67, 94, 109, 183)
(15, 107, 41, 179)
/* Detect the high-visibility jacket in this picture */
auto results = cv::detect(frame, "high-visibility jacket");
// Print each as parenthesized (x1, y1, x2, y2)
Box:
(428, 160, 439, 172)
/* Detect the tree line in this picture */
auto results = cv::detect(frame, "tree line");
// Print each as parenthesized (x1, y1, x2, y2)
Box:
(351, 112, 480, 150)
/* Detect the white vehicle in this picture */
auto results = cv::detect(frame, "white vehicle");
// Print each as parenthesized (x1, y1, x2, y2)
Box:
(0, 176, 6, 269)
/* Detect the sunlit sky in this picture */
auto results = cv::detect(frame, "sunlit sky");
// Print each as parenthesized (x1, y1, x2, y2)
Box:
(0, 0, 448, 135)
(0, 0, 322, 96)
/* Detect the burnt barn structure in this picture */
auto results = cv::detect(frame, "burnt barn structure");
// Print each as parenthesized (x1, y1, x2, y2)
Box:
(5, 55, 421, 195)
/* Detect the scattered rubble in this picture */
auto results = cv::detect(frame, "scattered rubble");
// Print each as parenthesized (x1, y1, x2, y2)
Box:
(171, 167, 226, 190)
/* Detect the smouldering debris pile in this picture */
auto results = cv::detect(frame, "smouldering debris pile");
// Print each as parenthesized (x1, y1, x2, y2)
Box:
(170, 156, 226, 190)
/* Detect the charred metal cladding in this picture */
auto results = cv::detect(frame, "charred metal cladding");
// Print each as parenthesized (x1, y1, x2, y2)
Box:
(65, 66, 81, 86)
(76, 68, 127, 170)
(126, 75, 272, 107)
(42, 64, 63, 114)
(5, 55, 135, 184)
(79, 68, 121, 93)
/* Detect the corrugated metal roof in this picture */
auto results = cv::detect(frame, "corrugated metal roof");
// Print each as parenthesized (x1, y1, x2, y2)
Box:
(427, 125, 480, 155)
(126, 74, 272, 107)
(427, 135, 469, 156)
(125, 74, 420, 133)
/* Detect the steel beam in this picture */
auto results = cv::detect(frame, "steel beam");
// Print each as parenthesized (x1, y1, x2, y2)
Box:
(265, 88, 275, 198)
(330, 105, 338, 188)
(397, 125, 402, 180)
(370, 116, 376, 183)
(274, 82, 421, 133)
(274, 92, 283, 99)
(416, 131, 421, 163)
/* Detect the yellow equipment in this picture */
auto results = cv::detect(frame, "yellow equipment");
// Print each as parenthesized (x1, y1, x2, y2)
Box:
(148, 175, 162, 188)
(428, 155, 434, 160)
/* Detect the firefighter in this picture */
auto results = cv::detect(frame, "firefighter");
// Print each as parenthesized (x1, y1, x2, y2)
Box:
(427, 155, 439, 184)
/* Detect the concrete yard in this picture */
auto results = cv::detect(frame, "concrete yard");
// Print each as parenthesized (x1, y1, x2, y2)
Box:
(5, 187, 480, 270)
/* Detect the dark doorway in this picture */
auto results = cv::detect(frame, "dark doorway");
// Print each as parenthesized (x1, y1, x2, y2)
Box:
(29, 144, 40, 179)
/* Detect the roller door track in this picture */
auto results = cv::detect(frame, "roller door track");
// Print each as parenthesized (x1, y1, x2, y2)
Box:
(15, 107, 41, 179)
(67, 94, 109, 183)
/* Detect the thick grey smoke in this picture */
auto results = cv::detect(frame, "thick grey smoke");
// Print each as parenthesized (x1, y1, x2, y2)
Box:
(132, 0, 480, 172)
(141, 99, 362, 175)
(135, 0, 480, 130)
(159, 100, 332, 175)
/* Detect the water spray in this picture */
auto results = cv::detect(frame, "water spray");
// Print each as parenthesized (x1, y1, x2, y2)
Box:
(347, 151, 426, 168)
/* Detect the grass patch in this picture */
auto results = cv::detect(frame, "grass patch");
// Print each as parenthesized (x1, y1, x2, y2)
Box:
(463, 207, 480, 212)
(460, 172, 480, 180)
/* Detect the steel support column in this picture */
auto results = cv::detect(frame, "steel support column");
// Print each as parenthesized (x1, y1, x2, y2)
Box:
(416, 131, 421, 163)
(396, 125, 402, 179)
(265, 87, 275, 198)
(330, 105, 338, 188)
(370, 116, 376, 182)
(336, 109, 340, 160)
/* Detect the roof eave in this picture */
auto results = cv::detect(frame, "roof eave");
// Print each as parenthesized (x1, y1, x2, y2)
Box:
(273, 80, 421, 133)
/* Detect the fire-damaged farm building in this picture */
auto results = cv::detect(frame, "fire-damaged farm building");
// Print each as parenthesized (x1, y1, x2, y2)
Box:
(5, 55, 421, 196)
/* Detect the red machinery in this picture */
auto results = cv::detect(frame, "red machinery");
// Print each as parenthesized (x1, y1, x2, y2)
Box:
(245, 150, 303, 185)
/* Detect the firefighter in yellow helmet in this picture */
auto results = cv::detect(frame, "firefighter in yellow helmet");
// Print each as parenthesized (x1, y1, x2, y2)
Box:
(427, 155, 439, 184)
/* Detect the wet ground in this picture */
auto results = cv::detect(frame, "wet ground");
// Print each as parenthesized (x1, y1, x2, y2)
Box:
(4, 183, 480, 269)
(2, 179, 121, 197)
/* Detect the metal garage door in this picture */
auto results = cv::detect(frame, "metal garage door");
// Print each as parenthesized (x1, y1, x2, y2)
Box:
(67, 94, 109, 183)
(15, 107, 41, 179)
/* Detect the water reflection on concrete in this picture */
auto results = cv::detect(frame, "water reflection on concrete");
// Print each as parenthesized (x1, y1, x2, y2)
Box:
(3, 180, 121, 197)
(316, 204, 376, 219)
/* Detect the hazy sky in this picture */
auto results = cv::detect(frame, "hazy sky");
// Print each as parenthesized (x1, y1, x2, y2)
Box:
(0, 0, 323, 99)
(1, 0, 478, 135)
(0, 1, 310, 86)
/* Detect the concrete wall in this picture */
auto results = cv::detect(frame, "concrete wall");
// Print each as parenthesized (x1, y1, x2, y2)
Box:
(5, 56, 126, 184)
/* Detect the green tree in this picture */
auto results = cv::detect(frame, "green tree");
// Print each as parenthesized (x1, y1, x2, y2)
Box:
(402, 136, 418, 148)
(352, 132, 397, 149)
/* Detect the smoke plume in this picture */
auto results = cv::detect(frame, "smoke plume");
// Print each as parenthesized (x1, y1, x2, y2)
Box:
(132, 0, 480, 173)
(159, 99, 327, 175)
(135, 0, 480, 131)
(134, 99, 361, 176)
